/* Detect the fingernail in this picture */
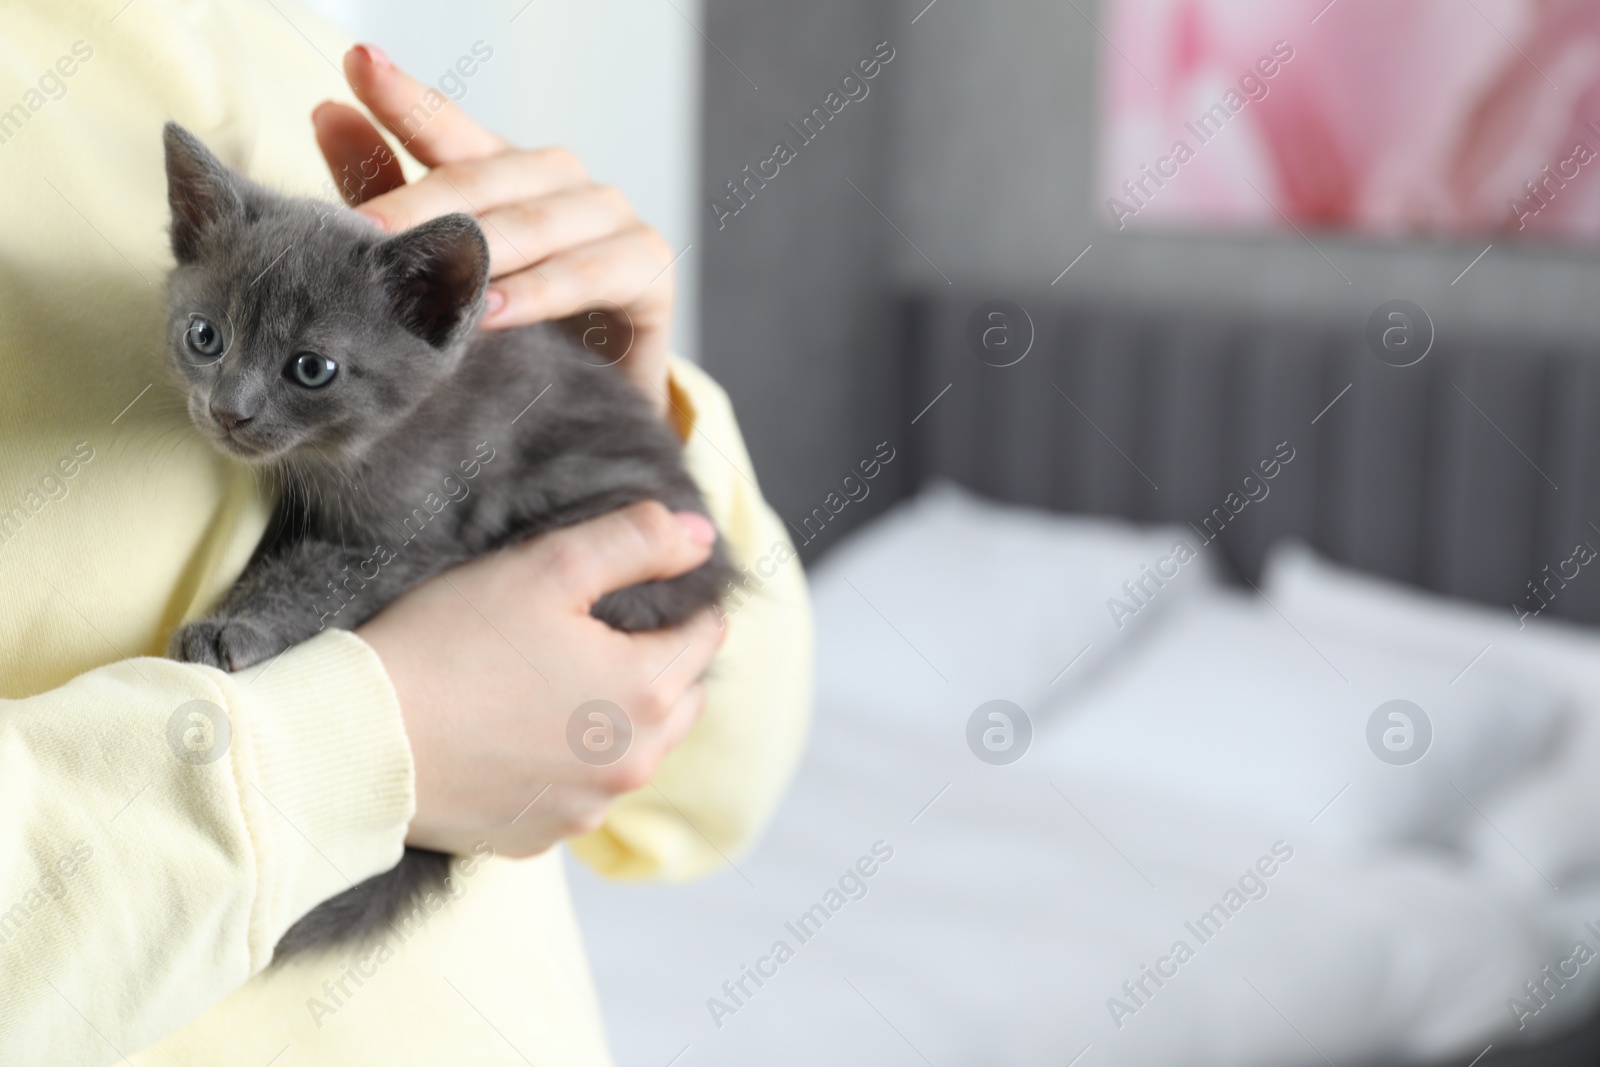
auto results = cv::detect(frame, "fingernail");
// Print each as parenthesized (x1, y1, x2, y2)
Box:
(353, 43, 390, 68)
(675, 511, 717, 546)
(355, 209, 389, 232)
(484, 288, 507, 317)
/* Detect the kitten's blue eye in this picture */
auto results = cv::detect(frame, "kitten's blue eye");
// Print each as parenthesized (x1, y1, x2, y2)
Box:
(185, 317, 224, 359)
(288, 352, 338, 388)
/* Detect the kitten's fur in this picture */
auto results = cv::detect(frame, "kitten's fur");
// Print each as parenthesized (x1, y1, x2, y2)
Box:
(159, 123, 731, 960)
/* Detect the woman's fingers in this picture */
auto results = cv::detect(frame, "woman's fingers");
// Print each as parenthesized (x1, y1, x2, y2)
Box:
(481, 225, 675, 330)
(315, 44, 675, 411)
(524, 501, 715, 610)
(343, 43, 507, 166)
(657, 683, 708, 752)
(628, 609, 727, 701)
(606, 683, 709, 796)
(327, 41, 670, 326)
(311, 101, 407, 206)
(474, 185, 637, 275)
(657, 682, 709, 753)
(354, 149, 591, 240)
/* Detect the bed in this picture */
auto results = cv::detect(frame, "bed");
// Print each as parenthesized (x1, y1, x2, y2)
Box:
(564, 296, 1600, 1066)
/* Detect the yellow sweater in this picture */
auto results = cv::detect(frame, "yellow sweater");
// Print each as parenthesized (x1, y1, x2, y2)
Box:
(0, 1, 811, 1062)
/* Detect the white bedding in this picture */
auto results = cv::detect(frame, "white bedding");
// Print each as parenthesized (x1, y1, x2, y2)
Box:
(566, 486, 1600, 1066)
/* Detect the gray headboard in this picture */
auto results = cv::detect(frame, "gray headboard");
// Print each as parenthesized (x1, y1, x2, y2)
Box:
(897, 293, 1600, 626)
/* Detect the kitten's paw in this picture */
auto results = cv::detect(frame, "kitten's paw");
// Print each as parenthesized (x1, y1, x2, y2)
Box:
(171, 617, 287, 672)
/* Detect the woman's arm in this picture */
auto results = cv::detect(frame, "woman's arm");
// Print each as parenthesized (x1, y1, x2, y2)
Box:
(0, 632, 413, 1058)
(0, 506, 721, 1063)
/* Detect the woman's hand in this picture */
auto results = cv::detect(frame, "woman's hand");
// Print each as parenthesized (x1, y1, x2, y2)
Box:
(312, 44, 678, 415)
(358, 502, 725, 859)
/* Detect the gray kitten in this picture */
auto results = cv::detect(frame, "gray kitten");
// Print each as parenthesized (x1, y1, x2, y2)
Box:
(159, 123, 731, 960)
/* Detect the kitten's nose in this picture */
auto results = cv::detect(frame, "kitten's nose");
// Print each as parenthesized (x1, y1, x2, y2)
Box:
(210, 404, 252, 432)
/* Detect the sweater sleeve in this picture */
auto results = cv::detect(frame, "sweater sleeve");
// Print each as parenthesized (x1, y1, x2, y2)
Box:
(0, 631, 415, 1064)
(568, 358, 814, 880)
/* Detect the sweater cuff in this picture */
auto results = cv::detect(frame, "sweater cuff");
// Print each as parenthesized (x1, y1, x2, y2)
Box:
(665, 361, 700, 442)
(218, 629, 415, 966)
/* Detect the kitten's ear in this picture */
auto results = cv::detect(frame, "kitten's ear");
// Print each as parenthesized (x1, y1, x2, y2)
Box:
(372, 214, 490, 349)
(163, 123, 246, 264)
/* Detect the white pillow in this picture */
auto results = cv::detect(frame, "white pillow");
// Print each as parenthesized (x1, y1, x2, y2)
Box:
(1031, 581, 1567, 850)
(807, 482, 1224, 721)
(1263, 541, 1600, 887)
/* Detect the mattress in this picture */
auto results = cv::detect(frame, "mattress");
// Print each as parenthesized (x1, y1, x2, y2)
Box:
(565, 485, 1600, 1066)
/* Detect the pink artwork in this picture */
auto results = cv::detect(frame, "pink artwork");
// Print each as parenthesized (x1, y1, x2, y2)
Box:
(1098, 0, 1600, 239)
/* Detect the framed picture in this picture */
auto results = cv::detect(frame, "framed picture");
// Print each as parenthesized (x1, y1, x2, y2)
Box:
(1097, 0, 1600, 240)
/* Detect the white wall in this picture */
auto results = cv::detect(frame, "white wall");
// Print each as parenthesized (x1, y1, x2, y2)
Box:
(298, 0, 703, 360)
